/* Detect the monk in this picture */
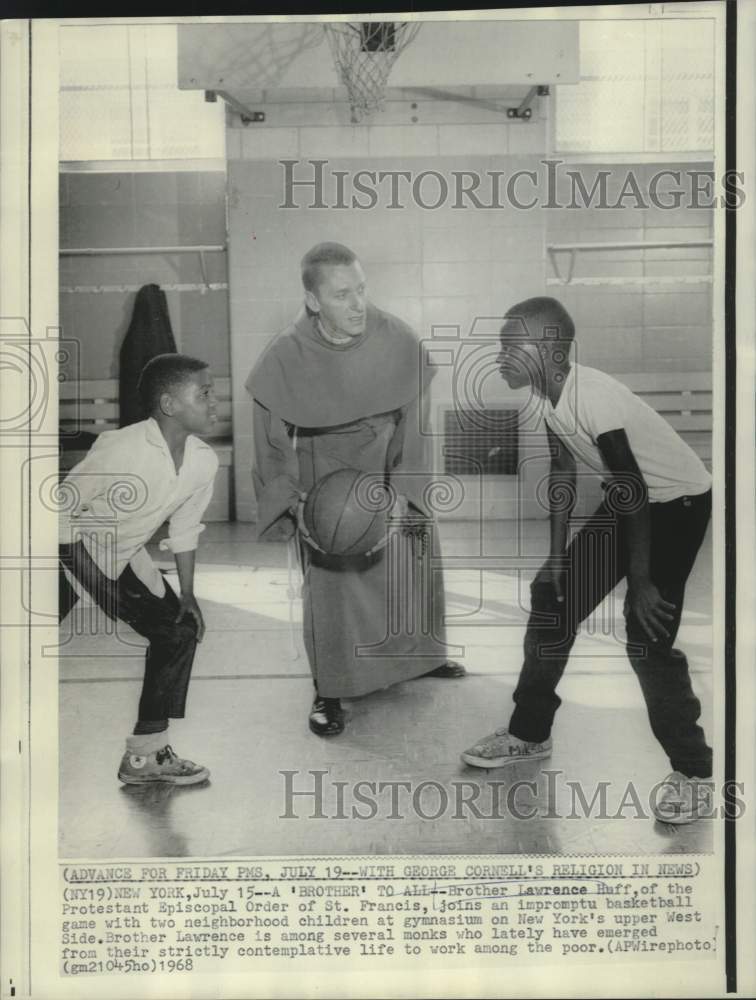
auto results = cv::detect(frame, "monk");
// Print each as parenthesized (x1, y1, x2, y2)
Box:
(247, 242, 464, 736)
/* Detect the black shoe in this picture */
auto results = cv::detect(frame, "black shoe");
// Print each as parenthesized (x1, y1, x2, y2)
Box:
(308, 696, 345, 737)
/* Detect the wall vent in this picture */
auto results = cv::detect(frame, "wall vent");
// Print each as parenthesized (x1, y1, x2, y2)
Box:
(441, 408, 519, 476)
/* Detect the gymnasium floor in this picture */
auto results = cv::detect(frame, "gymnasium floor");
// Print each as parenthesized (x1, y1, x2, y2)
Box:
(59, 520, 714, 859)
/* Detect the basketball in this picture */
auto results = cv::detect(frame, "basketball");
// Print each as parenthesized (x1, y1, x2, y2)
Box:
(302, 468, 391, 556)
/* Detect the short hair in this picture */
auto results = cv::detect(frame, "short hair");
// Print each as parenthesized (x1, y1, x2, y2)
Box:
(301, 242, 358, 293)
(501, 297, 575, 344)
(137, 353, 208, 416)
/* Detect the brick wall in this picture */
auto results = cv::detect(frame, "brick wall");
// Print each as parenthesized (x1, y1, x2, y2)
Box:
(545, 162, 713, 374)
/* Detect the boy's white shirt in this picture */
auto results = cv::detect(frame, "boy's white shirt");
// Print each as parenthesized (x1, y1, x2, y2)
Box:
(59, 418, 219, 597)
(545, 364, 712, 503)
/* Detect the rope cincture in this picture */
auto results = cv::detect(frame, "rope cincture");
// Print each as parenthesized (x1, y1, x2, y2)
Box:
(286, 536, 302, 661)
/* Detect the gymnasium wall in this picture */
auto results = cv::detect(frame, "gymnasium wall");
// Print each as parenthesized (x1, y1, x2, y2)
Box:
(226, 111, 713, 524)
(58, 170, 230, 381)
(543, 163, 712, 374)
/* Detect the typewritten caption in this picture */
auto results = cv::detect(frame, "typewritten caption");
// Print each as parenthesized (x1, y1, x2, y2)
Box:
(59, 859, 718, 977)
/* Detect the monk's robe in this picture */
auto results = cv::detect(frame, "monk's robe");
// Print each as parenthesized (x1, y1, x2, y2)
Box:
(246, 304, 451, 698)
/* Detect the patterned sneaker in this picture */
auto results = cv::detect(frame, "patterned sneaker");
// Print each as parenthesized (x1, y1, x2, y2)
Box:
(118, 744, 210, 786)
(651, 771, 714, 825)
(461, 728, 552, 768)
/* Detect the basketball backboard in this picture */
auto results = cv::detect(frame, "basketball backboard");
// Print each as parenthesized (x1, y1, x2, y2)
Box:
(177, 20, 579, 99)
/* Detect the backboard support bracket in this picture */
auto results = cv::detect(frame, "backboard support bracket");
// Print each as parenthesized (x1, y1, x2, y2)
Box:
(507, 84, 549, 121)
(205, 89, 266, 125)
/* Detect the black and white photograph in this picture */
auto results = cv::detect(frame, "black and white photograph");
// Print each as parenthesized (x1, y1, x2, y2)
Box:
(53, 10, 723, 858)
(1, 5, 754, 999)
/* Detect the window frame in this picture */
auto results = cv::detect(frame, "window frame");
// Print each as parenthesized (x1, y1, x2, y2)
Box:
(548, 16, 716, 162)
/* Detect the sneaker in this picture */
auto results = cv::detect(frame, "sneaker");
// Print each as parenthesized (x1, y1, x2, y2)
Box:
(118, 744, 210, 786)
(651, 771, 713, 825)
(461, 728, 552, 768)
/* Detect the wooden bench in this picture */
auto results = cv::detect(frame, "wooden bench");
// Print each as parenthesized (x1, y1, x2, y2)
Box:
(59, 371, 710, 526)
(59, 376, 234, 522)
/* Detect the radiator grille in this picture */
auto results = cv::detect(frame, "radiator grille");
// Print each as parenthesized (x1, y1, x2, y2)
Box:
(442, 408, 518, 476)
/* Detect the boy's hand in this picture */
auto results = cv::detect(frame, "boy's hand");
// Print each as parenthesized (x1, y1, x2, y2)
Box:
(175, 593, 205, 642)
(625, 578, 675, 643)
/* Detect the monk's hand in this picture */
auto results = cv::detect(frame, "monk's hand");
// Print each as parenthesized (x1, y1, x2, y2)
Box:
(392, 494, 431, 550)
(293, 494, 307, 533)
(625, 577, 676, 643)
(390, 493, 408, 525)
(391, 494, 416, 532)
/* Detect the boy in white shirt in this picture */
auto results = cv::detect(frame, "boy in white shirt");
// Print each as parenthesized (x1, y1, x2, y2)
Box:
(461, 297, 713, 824)
(59, 354, 219, 786)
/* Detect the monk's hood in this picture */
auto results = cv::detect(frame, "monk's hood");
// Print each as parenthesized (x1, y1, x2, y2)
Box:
(246, 303, 435, 428)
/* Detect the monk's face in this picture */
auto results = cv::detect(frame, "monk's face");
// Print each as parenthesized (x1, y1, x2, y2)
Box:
(305, 261, 368, 339)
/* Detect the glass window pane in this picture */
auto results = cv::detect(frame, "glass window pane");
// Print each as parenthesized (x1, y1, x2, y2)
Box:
(60, 23, 224, 162)
(146, 88, 226, 159)
(60, 89, 135, 161)
(555, 18, 714, 155)
(59, 25, 131, 89)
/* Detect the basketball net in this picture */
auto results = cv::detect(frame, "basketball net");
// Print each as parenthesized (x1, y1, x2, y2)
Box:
(323, 21, 422, 123)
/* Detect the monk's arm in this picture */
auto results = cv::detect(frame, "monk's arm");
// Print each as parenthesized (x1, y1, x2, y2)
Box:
(252, 400, 301, 541)
(387, 393, 435, 518)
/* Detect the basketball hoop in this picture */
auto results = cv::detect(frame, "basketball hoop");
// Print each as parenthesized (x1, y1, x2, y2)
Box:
(323, 21, 422, 123)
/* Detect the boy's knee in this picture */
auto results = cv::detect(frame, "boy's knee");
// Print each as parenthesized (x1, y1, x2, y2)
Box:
(626, 639, 680, 675)
(529, 585, 573, 635)
(173, 616, 198, 646)
(525, 617, 574, 660)
(530, 580, 565, 614)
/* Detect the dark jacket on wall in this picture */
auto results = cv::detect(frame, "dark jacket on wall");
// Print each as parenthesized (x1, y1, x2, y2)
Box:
(119, 284, 177, 427)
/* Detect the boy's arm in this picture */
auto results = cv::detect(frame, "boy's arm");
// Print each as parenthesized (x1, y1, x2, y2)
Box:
(163, 476, 215, 557)
(163, 463, 217, 643)
(596, 428, 675, 642)
(540, 424, 577, 602)
(173, 549, 204, 641)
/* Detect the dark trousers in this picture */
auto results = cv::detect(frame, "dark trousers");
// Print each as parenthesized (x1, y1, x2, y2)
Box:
(509, 490, 712, 778)
(59, 541, 197, 734)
